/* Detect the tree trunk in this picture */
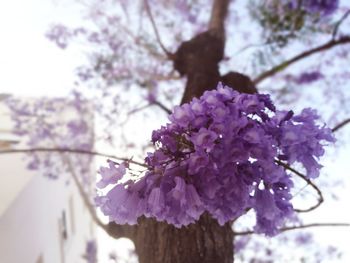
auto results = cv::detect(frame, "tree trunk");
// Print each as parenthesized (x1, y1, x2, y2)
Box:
(134, 214, 234, 263)
(126, 2, 258, 262)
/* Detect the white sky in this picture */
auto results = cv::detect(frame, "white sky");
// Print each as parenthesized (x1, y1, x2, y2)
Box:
(0, 0, 349, 262)
(0, 0, 83, 97)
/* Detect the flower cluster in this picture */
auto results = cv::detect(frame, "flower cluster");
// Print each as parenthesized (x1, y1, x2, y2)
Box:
(96, 84, 334, 236)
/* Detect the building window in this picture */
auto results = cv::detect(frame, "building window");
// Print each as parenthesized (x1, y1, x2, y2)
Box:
(69, 196, 75, 235)
(60, 211, 68, 241)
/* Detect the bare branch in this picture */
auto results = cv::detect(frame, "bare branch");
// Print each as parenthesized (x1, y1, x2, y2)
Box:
(143, 0, 173, 59)
(332, 9, 350, 39)
(235, 223, 350, 236)
(275, 159, 324, 213)
(208, 0, 231, 35)
(332, 118, 350, 132)
(253, 36, 350, 84)
(60, 153, 105, 229)
(153, 101, 172, 114)
(127, 101, 171, 116)
(0, 147, 147, 167)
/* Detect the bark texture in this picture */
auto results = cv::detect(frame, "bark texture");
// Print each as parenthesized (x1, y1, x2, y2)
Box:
(133, 214, 234, 263)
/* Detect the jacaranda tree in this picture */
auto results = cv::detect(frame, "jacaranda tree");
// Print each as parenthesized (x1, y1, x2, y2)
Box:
(3, 0, 350, 262)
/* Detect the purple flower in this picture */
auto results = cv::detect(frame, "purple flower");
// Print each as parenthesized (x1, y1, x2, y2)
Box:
(96, 83, 334, 236)
(169, 104, 194, 127)
(188, 151, 209, 174)
(83, 240, 97, 263)
(67, 120, 88, 136)
(190, 128, 218, 151)
(96, 160, 126, 189)
(46, 24, 72, 49)
(147, 187, 165, 216)
(295, 71, 324, 84)
(170, 176, 186, 200)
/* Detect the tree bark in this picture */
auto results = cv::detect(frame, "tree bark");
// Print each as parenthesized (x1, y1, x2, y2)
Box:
(133, 214, 234, 263)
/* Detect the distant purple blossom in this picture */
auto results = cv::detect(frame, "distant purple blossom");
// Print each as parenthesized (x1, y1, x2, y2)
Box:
(96, 83, 334, 236)
(83, 240, 97, 263)
(296, 71, 324, 84)
(96, 160, 127, 189)
(295, 232, 313, 245)
(46, 24, 72, 49)
(5, 94, 95, 182)
(287, 0, 339, 15)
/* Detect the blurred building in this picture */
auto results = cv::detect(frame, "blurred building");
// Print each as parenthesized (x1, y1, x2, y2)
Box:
(0, 97, 96, 263)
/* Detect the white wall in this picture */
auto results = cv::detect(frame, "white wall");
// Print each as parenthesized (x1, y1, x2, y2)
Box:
(0, 98, 96, 263)
(0, 152, 95, 263)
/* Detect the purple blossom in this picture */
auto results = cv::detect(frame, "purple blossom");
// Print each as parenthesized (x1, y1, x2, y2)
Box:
(96, 160, 127, 189)
(295, 71, 324, 84)
(83, 240, 97, 263)
(190, 128, 218, 151)
(46, 24, 72, 49)
(96, 83, 334, 236)
(67, 120, 88, 136)
(287, 0, 339, 15)
(5, 95, 95, 181)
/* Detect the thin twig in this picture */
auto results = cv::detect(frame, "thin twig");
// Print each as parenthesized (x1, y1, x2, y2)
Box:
(60, 153, 106, 230)
(332, 10, 350, 39)
(143, 0, 173, 58)
(153, 101, 172, 114)
(275, 159, 323, 213)
(332, 118, 350, 132)
(253, 36, 350, 84)
(0, 147, 147, 167)
(234, 223, 350, 236)
(128, 101, 172, 115)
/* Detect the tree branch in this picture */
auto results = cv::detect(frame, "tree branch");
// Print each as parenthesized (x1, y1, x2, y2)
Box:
(143, 0, 173, 59)
(208, 0, 231, 36)
(0, 147, 147, 168)
(60, 153, 106, 229)
(332, 9, 350, 39)
(275, 159, 323, 213)
(153, 101, 172, 114)
(332, 118, 350, 132)
(253, 36, 350, 84)
(234, 223, 350, 236)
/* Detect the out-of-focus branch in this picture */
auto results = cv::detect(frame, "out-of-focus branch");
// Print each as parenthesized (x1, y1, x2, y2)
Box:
(143, 0, 173, 59)
(275, 159, 324, 213)
(234, 223, 350, 236)
(127, 101, 171, 115)
(332, 118, 350, 132)
(60, 153, 137, 240)
(60, 153, 105, 229)
(332, 9, 350, 39)
(119, 23, 165, 60)
(0, 147, 147, 167)
(153, 101, 172, 114)
(273, 119, 350, 212)
(208, 0, 230, 36)
(253, 36, 350, 84)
